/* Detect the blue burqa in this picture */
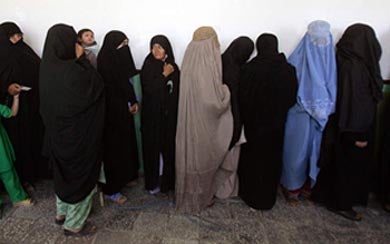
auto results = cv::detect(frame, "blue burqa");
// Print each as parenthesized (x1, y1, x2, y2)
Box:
(281, 20, 337, 190)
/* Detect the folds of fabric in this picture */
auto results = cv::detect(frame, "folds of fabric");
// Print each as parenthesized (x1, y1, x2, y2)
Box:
(97, 31, 139, 195)
(222, 36, 254, 149)
(130, 74, 144, 173)
(281, 105, 322, 190)
(281, 21, 337, 190)
(40, 24, 104, 204)
(141, 35, 179, 193)
(175, 27, 233, 213)
(215, 129, 246, 199)
(313, 24, 383, 211)
(215, 36, 253, 199)
(288, 20, 337, 129)
(0, 22, 48, 181)
(0, 104, 14, 172)
(238, 34, 298, 209)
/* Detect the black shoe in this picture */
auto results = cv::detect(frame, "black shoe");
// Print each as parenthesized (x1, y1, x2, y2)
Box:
(383, 204, 390, 213)
(328, 207, 363, 221)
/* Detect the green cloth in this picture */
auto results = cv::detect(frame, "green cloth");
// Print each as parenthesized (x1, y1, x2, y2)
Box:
(0, 167, 28, 206)
(0, 104, 15, 173)
(56, 187, 96, 230)
(375, 84, 390, 162)
(131, 74, 144, 173)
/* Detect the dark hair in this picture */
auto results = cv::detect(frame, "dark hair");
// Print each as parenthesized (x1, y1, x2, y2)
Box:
(77, 28, 97, 45)
(77, 28, 94, 39)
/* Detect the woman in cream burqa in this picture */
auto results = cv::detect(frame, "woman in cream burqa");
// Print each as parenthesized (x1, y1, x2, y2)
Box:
(175, 26, 233, 213)
(40, 24, 104, 235)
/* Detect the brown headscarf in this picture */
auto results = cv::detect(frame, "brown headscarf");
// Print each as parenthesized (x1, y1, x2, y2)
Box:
(175, 26, 233, 213)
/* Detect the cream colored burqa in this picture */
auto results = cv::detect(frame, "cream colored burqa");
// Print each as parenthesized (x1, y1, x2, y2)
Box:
(175, 27, 233, 213)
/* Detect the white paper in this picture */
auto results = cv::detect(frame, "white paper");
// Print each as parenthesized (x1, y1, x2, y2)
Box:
(20, 86, 32, 91)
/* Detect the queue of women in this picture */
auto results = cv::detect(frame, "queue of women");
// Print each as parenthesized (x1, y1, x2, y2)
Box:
(0, 19, 388, 236)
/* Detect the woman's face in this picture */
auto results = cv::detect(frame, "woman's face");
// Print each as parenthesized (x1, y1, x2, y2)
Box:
(116, 39, 129, 49)
(9, 33, 22, 44)
(152, 43, 166, 61)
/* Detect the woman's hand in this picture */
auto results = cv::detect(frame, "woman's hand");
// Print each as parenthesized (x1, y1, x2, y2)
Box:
(8, 83, 21, 95)
(129, 103, 139, 114)
(75, 43, 84, 58)
(162, 63, 175, 77)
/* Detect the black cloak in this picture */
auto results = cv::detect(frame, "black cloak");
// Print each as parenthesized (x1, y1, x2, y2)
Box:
(313, 24, 383, 210)
(0, 22, 49, 182)
(39, 24, 105, 203)
(222, 36, 254, 149)
(97, 31, 139, 195)
(140, 35, 180, 192)
(336, 24, 383, 137)
(238, 34, 298, 210)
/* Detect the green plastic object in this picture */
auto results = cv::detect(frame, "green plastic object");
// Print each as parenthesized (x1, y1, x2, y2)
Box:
(132, 74, 144, 173)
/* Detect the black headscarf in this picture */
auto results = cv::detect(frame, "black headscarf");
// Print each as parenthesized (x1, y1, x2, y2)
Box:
(239, 33, 297, 141)
(40, 24, 105, 203)
(336, 23, 383, 133)
(141, 34, 177, 86)
(0, 22, 41, 96)
(97, 31, 137, 104)
(141, 34, 179, 94)
(256, 33, 278, 56)
(222, 36, 254, 149)
(237, 33, 297, 210)
(0, 22, 22, 38)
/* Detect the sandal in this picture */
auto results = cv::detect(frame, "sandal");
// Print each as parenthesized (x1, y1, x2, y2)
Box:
(64, 222, 97, 237)
(13, 198, 35, 207)
(282, 188, 300, 207)
(328, 207, 363, 221)
(105, 193, 127, 205)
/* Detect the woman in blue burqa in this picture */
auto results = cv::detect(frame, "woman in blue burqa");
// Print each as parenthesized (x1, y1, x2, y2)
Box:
(281, 20, 337, 205)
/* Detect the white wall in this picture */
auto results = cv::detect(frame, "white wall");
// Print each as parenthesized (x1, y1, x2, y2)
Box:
(2, 0, 390, 78)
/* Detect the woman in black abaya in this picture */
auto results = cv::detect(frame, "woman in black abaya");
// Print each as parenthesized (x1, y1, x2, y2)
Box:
(215, 36, 254, 199)
(40, 24, 104, 235)
(238, 34, 297, 210)
(141, 35, 179, 194)
(313, 24, 383, 221)
(0, 22, 49, 186)
(97, 31, 139, 203)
